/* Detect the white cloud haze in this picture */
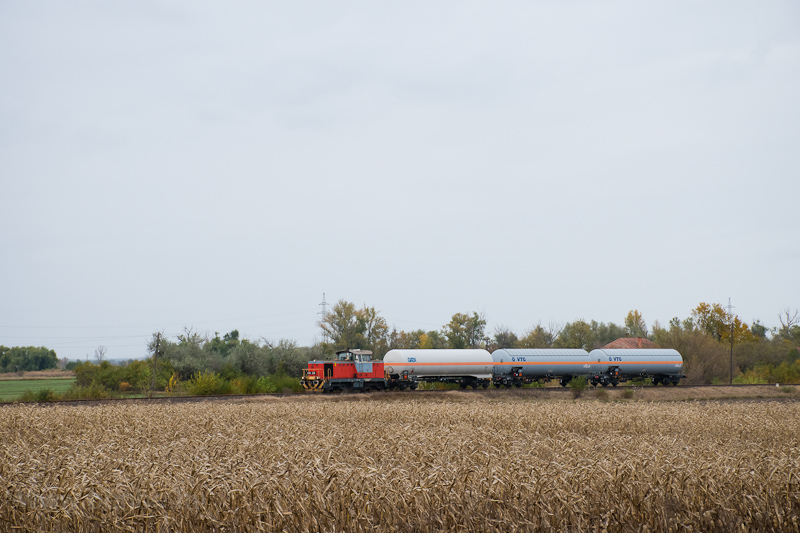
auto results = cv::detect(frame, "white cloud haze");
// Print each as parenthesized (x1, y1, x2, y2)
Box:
(1, 1, 798, 359)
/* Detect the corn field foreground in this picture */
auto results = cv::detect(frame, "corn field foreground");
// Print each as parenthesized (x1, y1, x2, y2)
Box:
(1, 397, 798, 532)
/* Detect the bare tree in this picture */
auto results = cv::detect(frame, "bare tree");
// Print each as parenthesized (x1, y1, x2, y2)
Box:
(94, 346, 107, 364)
(778, 308, 799, 338)
(547, 320, 563, 343)
(492, 325, 519, 349)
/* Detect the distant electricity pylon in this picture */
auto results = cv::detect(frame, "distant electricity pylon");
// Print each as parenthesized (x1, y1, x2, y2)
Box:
(726, 297, 735, 385)
(319, 293, 329, 341)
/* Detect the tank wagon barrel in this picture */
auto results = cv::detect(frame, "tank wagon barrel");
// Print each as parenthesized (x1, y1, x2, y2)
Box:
(383, 349, 494, 389)
(492, 349, 594, 387)
(588, 349, 685, 386)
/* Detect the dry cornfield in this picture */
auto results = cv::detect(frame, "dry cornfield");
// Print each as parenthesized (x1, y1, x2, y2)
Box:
(1, 395, 798, 532)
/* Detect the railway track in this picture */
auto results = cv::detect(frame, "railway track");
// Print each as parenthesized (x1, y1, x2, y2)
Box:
(2, 382, 796, 407)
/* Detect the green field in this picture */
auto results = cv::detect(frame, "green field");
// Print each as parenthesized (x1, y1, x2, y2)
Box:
(0, 378, 76, 401)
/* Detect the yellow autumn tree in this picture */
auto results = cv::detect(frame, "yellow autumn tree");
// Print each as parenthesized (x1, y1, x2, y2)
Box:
(691, 302, 753, 344)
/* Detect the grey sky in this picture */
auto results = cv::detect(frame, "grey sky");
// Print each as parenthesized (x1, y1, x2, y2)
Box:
(1, 1, 798, 360)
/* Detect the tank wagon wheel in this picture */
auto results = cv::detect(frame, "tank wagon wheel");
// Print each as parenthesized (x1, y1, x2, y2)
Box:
(601, 383, 608, 388)
(514, 382, 522, 388)
(611, 382, 618, 387)
(459, 382, 468, 389)
(481, 383, 489, 389)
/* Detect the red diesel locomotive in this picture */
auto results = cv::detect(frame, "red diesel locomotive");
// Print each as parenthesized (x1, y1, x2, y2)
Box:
(302, 349, 409, 392)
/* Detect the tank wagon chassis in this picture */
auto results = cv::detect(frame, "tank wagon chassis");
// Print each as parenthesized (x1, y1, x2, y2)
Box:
(394, 375, 492, 390)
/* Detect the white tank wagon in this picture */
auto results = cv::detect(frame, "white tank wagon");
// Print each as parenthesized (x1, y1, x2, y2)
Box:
(588, 348, 685, 386)
(491, 349, 593, 387)
(383, 349, 494, 389)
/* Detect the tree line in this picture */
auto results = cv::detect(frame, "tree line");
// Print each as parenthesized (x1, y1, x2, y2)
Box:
(3, 302, 798, 393)
(0, 346, 58, 373)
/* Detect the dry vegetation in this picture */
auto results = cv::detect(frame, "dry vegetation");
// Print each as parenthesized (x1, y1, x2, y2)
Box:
(1, 395, 799, 532)
(0, 369, 74, 380)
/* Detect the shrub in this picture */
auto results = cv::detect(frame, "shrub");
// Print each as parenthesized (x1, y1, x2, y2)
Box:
(17, 390, 37, 402)
(187, 371, 224, 396)
(733, 374, 768, 385)
(622, 389, 635, 399)
(255, 374, 304, 394)
(35, 389, 57, 402)
(230, 375, 261, 395)
(568, 377, 588, 399)
(594, 388, 609, 401)
(60, 384, 111, 400)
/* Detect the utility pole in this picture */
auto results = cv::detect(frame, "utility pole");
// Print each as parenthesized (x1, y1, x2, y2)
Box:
(151, 332, 161, 394)
(726, 298, 734, 385)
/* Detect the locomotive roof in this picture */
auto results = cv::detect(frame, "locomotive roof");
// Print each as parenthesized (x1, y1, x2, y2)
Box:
(336, 349, 373, 355)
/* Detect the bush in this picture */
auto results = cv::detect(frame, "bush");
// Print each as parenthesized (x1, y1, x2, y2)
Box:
(61, 384, 111, 400)
(594, 388, 609, 401)
(231, 375, 261, 395)
(622, 389, 635, 399)
(733, 374, 768, 385)
(187, 371, 224, 396)
(568, 377, 588, 399)
(35, 389, 57, 402)
(19, 387, 71, 402)
(255, 374, 304, 394)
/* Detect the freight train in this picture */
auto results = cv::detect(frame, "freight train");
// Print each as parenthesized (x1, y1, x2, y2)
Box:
(301, 347, 685, 392)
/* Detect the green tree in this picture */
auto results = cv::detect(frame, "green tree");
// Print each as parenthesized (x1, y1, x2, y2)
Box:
(492, 325, 519, 349)
(388, 329, 422, 349)
(207, 330, 240, 358)
(751, 320, 768, 339)
(519, 322, 559, 348)
(443, 313, 470, 349)
(0, 346, 58, 373)
(160, 327, 221, 379)
(320, 300, 360, 351)
(591, 321, 628, 348)
(466, 312, 487, 348)
(624, 310, 648, 337)
(554, 320, 594, 351)
(319, 301, 390, 357)
(357, 306, 389, 357)
(419, 330, 448, 349)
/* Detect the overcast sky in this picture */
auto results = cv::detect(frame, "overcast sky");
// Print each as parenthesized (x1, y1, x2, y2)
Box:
(1, 1, 798, 360)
